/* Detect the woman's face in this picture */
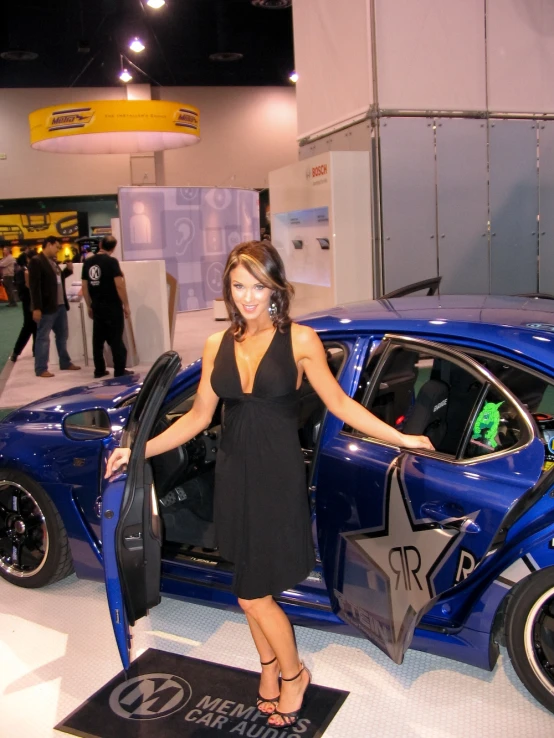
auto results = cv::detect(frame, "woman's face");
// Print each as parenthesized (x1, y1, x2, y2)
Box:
(230, 263, 272, 322)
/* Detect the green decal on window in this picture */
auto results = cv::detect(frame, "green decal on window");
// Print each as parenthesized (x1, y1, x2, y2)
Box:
(472, 401, 503, 449)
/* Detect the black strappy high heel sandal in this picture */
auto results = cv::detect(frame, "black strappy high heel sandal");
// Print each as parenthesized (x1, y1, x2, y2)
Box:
(256, 656, 280, 715)
(267, 662, 311, 729)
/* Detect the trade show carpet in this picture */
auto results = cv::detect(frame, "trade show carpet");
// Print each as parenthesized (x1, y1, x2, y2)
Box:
(56, 648, 348, 738)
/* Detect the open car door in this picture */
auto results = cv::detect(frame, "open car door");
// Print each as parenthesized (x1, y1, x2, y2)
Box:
(314, 335, 545, 664)
(101, 351, 181, 670)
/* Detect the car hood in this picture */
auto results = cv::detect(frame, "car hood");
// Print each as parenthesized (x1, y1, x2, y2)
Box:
(20, 373, 142, 415)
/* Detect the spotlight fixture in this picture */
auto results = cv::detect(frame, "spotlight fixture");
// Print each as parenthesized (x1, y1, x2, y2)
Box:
(146, 0, 165, 8)
(129, 38, 145, 53)
(252, 0, 292, 7)
(209, 51, 244, 62)
(119, 68, 132, 83)
(289, 71, 298, 83)
(0, 49, 38, 61)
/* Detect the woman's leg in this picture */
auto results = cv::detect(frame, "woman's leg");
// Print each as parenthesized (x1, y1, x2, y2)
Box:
(244, 612, 280, 712)
(239, 596, 309, 722)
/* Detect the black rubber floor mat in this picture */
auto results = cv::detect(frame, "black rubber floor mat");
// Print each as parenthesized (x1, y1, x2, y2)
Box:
(56, 648, 349, 738)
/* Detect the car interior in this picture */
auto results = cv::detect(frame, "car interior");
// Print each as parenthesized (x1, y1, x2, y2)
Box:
(350, 343, 551, 461)
(149, 344, 346, 563)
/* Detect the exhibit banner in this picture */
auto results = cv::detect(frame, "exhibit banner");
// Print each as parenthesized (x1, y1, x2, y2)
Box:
(29, 100, 200, 154)
(118, 187, 260, 312)
(0, 211, 79, 245)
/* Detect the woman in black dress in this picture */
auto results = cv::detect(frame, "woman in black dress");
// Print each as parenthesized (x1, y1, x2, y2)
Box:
(106, 241, 432, 729)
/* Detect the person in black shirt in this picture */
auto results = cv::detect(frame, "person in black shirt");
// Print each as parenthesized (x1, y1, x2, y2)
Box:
(81, 236, 131, 378)
(10, 253, 37, 361)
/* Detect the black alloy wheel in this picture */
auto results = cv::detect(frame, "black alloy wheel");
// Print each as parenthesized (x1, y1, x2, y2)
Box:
(0, 470, 73, 588)
(505, 568, 554, 714)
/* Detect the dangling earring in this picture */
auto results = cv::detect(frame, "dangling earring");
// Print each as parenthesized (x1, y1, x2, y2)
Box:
(268, 302, 277, 319)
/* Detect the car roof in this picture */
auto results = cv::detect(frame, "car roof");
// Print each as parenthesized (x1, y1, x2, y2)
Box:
(300, 294, 554, 372)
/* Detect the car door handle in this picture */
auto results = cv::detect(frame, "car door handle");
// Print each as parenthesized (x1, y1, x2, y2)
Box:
(420, 502, 481, 534)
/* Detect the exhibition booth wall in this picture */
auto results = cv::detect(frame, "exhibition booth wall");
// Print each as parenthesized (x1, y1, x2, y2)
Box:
(292, 0, 554, 297)
(0, 86, 297, 200)
(66, 260, 170, 367)
(269, 151, 372, 313)
(118, 186, 260, 312)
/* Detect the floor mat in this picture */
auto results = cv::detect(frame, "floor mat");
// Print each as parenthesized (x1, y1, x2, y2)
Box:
(56, 648, 348, 738)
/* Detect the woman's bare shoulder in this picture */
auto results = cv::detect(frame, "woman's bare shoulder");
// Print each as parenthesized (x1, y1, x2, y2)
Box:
(204, 329, 228, 357)
(290, 322, 321, 357)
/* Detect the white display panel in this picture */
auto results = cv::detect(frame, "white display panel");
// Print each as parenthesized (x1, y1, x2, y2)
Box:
(273, 208, 331, 287)
(292, 0, 373, 140)
(66, 261, 170, 365)
(487, 0, 554, 113)
(269, 152, 372, 314)
(375, 0, 486, 111)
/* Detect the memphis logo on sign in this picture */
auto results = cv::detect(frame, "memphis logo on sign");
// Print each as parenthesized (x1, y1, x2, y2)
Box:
(173, 108, 199, 131)
(48, 107, 95, 131)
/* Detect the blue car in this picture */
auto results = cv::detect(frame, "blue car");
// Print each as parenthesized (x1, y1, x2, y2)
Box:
(2, 295, 554, 713)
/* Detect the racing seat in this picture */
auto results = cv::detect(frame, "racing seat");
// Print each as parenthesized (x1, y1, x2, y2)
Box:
(432, 363, 481, 455)
(371, 349, 418, 426)
(402, 379, 449, 449)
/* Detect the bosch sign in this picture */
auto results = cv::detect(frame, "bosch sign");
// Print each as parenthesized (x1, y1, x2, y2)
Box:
(311, 164, 328, 178)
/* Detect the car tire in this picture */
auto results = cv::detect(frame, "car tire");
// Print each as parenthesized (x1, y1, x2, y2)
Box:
(505, 568, 554, 714)
(0, 469, 74, 588)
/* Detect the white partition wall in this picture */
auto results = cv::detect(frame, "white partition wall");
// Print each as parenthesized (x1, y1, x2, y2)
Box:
(292, 0, 373, 140)
(66, 261, 170, 367)
(487, 0, 554, 113)
(375, 0, 487, 112)
(269, 151, 372, 314)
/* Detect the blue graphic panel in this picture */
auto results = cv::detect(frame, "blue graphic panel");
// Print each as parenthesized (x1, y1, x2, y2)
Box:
(119, 187, 260, 311)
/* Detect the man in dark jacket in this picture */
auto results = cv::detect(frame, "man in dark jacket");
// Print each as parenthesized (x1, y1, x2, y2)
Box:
(29, 236, 81, 378)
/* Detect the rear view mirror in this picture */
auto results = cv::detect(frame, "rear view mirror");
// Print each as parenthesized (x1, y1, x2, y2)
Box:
(64, 409, 112, 441)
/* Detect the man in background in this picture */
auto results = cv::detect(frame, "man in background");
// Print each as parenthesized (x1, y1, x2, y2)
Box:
(0, 246, 18, 307)
(29, 236, 81, 378)
(82, 235, 131, 379)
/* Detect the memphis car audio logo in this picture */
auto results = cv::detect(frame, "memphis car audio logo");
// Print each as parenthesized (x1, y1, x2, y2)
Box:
(48, 107, 95, 131)
(173, 108, 199, 130)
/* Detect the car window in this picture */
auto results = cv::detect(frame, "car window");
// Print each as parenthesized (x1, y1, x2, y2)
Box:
(346, 344, 485, 456)
(471, 355, 551, 414)
(166, 391, 196, 420)
(461, 385, 526, 460)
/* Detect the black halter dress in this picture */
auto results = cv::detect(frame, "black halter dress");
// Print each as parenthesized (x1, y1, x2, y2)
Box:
(210, 325, 315, 600)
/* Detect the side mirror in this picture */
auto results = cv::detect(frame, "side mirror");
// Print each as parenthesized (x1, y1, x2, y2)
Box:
(63, 409, 112, 441)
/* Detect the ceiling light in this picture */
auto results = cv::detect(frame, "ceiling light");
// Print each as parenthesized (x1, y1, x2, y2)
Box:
(129, 38, 145, 53)
(119, 69, 132, 83)
(252, 0, 292, 7)
(146, 0, 165, 8)
(209, 51, 244, 62)
(289, 71, 298, 83)
(0, 49, 38, 61)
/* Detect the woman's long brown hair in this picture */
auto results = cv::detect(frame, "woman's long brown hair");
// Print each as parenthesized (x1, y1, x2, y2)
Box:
(222, 241, 295, 340)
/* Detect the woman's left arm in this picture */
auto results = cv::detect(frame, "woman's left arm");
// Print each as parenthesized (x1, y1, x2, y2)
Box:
(296, 325, 433, 451)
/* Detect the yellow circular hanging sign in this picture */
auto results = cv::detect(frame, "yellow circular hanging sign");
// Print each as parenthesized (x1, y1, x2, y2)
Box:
(29, 100, 200, 154)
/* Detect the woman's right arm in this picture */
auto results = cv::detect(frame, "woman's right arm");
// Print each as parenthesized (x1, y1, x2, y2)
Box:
(105, 332, 223, 478)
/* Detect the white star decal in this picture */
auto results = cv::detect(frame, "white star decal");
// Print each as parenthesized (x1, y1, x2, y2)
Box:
(339, 461, 478, 664)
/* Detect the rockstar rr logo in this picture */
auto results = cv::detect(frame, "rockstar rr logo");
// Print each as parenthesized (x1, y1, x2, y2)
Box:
(339, 462, 479, 664)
